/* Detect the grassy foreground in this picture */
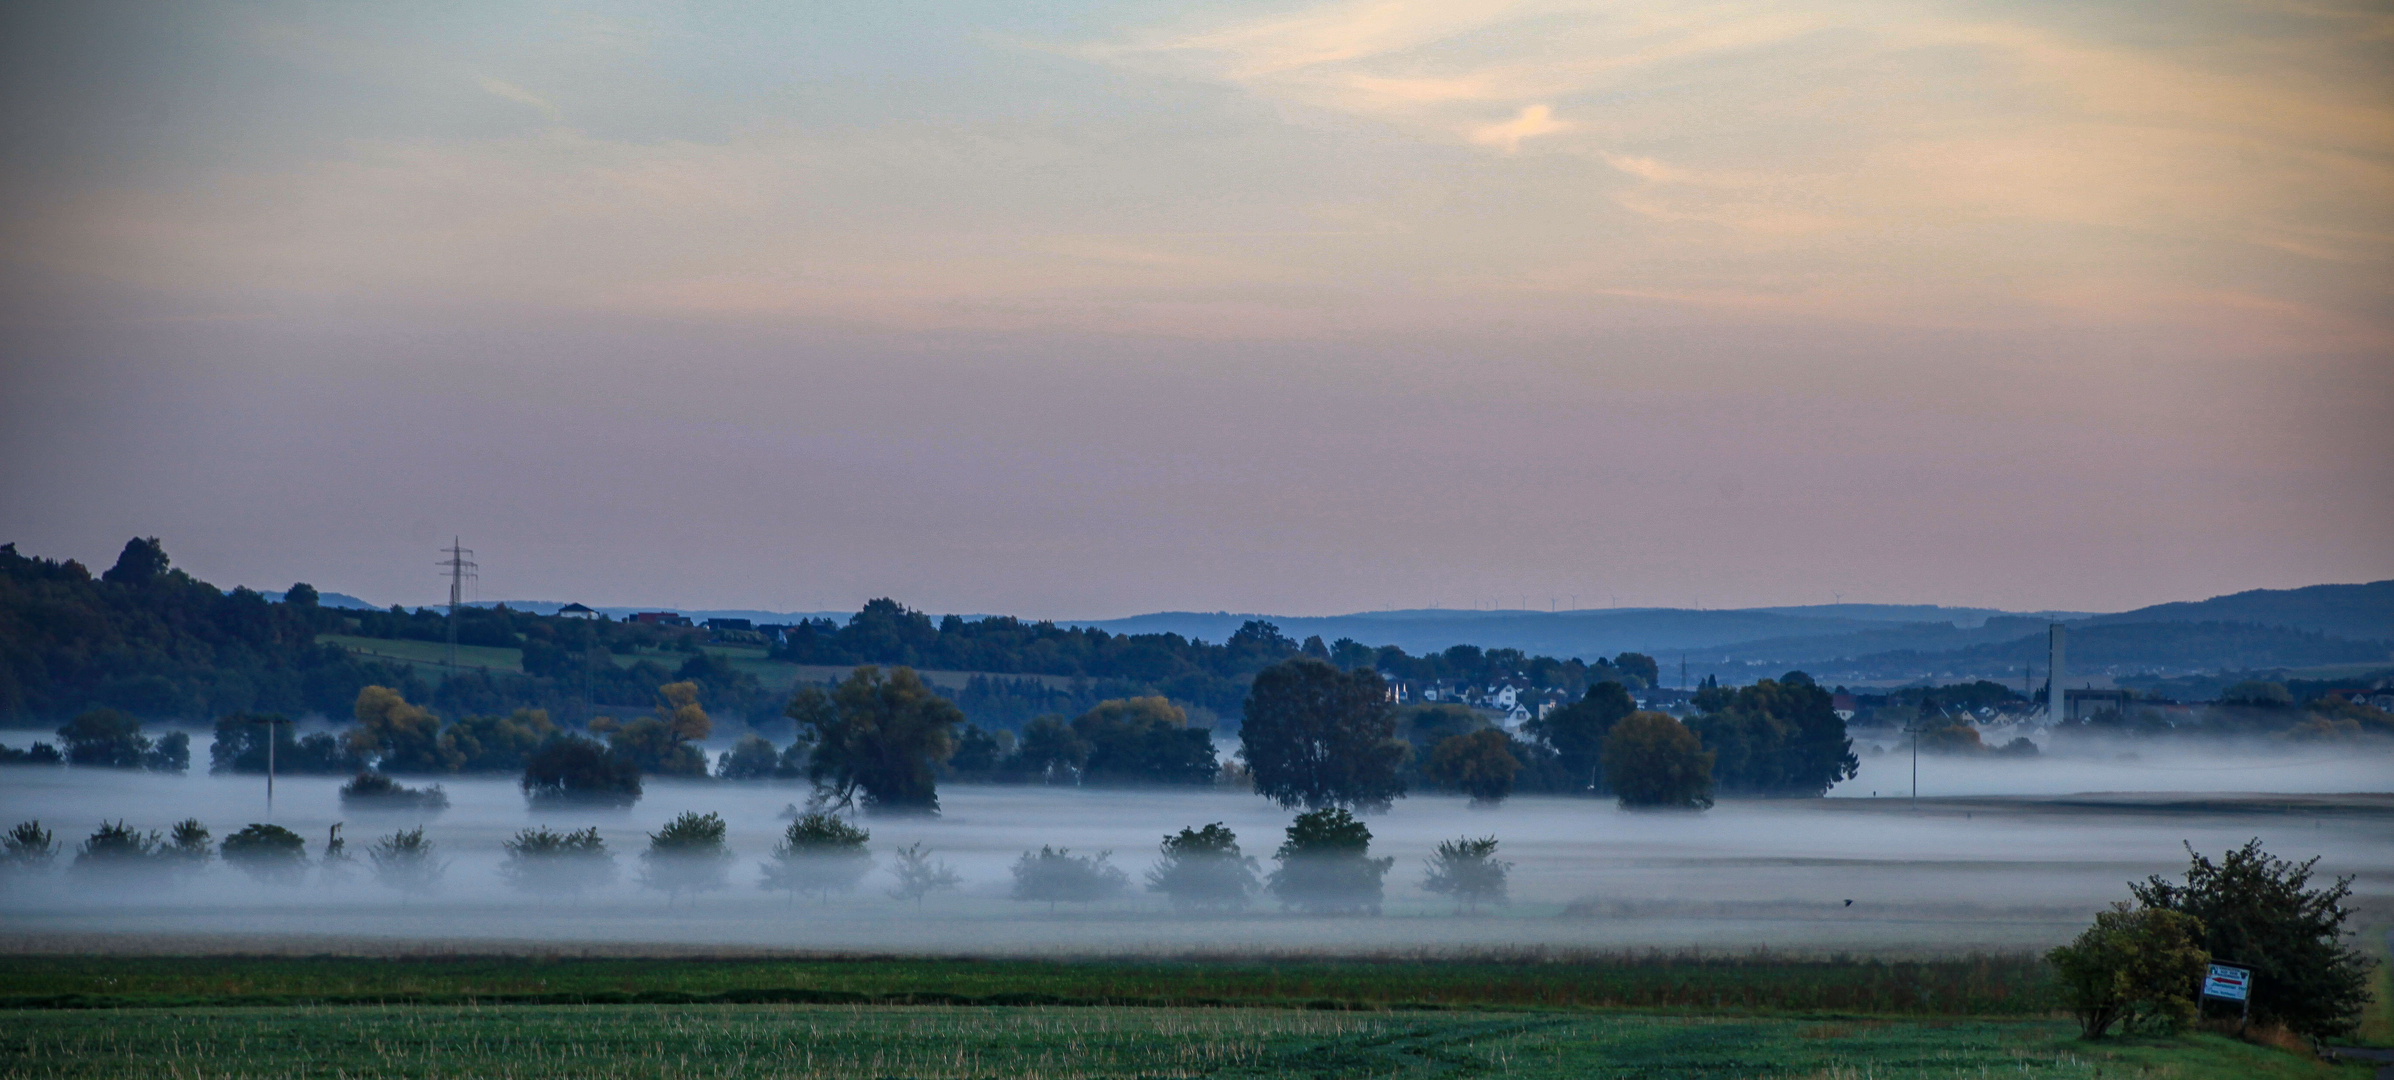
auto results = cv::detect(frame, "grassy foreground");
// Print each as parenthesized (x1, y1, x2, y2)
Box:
(0, 953, 2055, 1014)
(0, 1004, 2367, 1080)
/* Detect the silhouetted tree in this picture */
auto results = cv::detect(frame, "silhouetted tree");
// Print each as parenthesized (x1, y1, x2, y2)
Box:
(638, 812, 731, 905)
(221, 823, 309, 884)
(715, 734, 780, 779)
(366, 826, 445, 897)
(1425, 730, 1520, 805)
(1525, 681, 1633, 793)
(1240, 658, 1405, 811)
(886, 841, 961, 908)
(1605, 711, 1714, 809)
(1071, 696, 1218, 786)
(2048, 903, 2208, 1038)
(796, 666, 962, 815)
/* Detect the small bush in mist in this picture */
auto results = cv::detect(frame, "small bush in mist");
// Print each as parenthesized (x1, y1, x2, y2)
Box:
(3, 820, 60, 871)
(715, 735, 780, 780)
(1267, 807, 1393, 915)
(521, 734, 642, 808)
(0, 741, 65, 766)
(2047, 902, 2207, 1038)
(1425, 731, 1520, 805)
(1420, 835, 1511, 913)
(1145, 823, 1260, 913)
(502, 826, 615, 897)
(1605, 712, 1714, 809)
(886, 842, 962, 908)
(638, 812, 731, 903)
(366, 827, 446, 897)
(2129, 838, 2373, 1039)
(759, 812, 872, 904)
(162, 819, 212, 874)
(221, 823, 309, 884)
(1010, 846, 1128, 909)
(339, 772, 451, 814)
(72, 821, 162, 875)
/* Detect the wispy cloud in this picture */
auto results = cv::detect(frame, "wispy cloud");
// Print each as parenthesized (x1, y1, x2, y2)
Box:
(476, 76, 562, 122)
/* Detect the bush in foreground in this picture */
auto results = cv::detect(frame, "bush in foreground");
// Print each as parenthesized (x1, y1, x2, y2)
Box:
(2129, 839, 2374, 1039)
(2047, 902, 2208, 1038)
(1145, 823, 1260, 913)
(759, 813, 872, 904)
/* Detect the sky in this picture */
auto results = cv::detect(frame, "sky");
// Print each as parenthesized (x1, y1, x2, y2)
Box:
(1, 0, 2389, 618)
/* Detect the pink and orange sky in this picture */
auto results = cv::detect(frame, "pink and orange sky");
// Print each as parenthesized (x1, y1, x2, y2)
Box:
(2, 0, 2389, 616)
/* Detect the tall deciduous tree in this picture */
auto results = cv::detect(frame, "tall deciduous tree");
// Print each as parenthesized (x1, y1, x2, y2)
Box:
(1425, 730, 1520, 805)
(350, 686, 457, 773)
(1239, 658, 1405, 811)
(795, 666, 963, 815)
(1685, 672, 1858, 797)
(1604, 711, 1714, 809)
(1071, 696, 1218, 787)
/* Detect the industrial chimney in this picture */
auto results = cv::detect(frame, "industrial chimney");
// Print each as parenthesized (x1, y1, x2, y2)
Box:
(2047, 623, 2066, 724)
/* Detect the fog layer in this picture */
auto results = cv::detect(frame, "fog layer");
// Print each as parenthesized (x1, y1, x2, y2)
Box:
(3, 737, 2386, 957)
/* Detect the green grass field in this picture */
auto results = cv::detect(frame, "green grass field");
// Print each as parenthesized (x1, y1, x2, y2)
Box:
(0, 1004, 2363, 1079)
(0, 953, 2056, 1015)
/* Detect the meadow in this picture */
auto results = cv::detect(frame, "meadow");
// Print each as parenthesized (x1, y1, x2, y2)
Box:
(0, 1002, 2367, 1079)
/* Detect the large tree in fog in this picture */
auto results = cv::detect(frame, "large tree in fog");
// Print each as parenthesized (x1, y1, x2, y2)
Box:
(1238, 658, 1405, 811)
(796, 666, 961, 815)
(1685, 672, 1858, 797)
(1524, 680, 1634, 794)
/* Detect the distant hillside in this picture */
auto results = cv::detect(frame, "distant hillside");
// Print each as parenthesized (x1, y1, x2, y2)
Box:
(260, 589, 380, 611)
(1801, 621, 2394, 683)
(2086, 580, 2394, 641)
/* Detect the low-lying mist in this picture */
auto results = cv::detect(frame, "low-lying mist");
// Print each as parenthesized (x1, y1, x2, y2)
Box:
(2, 733, 2386, 958)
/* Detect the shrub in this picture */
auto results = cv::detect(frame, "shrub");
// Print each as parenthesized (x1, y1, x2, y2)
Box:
(521, 734, 643, 808)
(2047, 903, 2209, 1038)
(1605, 712, 1715, 809)
(2, 820, 59, 871)
(501, 826, 615, 897)
(638, 812, 732, 902)
(72, 821, 162, 873)
(1426, 731, 1520, 805)
(220, 823, 309, 883)
(1421, 835, 1511, 913)
(366, 826, 446, 897)
(886, 842, 962, 907)
(759, 813, 873, 904)
(2128, 839, 2375, 1039)
(1010, 846, 1128, 909)
(1145, 823, 1261, 913)
(339, 772, 451, 814)
(162, 819, 212, 873)
(715, 735, 781, 780)
(1267, 807, 1393, 915)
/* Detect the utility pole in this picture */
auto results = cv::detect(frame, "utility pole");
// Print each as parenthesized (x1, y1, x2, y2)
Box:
(255, 715, 291, 814)
(438, 538, 477, 670)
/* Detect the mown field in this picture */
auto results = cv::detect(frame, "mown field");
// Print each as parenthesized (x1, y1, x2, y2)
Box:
(0, 953, 2056, 1014)
(0, 1003, 2365, 1080)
